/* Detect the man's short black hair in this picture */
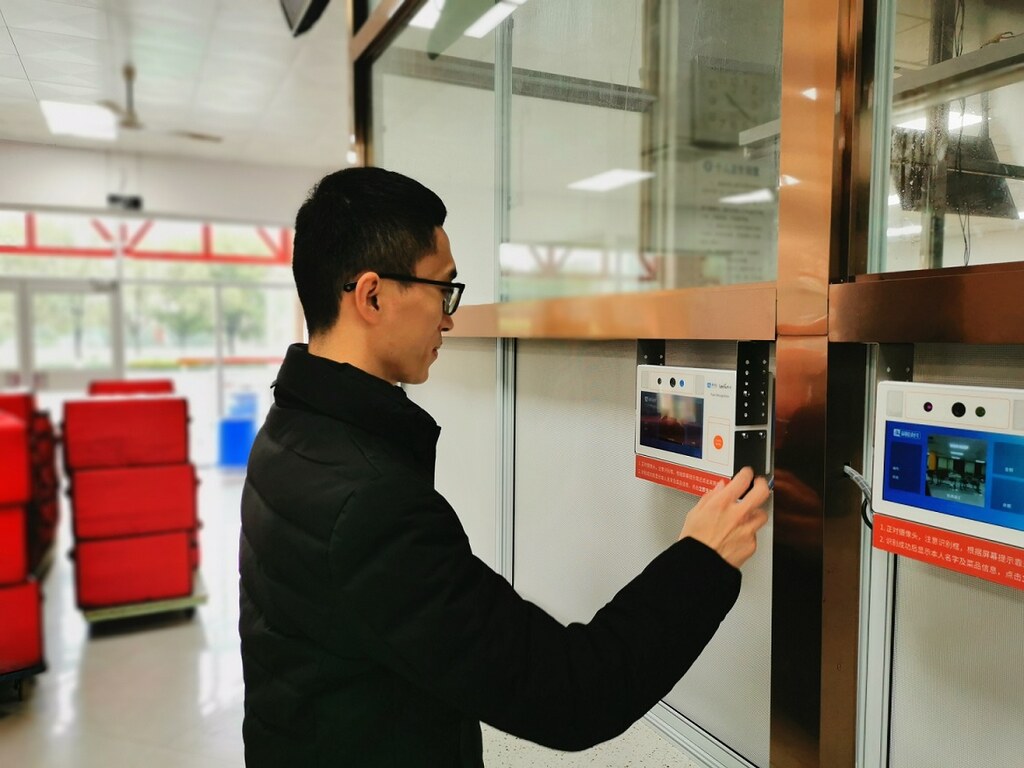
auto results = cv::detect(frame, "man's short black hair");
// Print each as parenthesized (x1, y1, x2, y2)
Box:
(293, 167, 447, 336)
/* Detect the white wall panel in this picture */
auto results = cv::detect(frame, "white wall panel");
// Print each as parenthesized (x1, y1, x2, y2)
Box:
(406, 337, 499, 570)
(514, 339, 772, 766)
(0, 140, 329, 224)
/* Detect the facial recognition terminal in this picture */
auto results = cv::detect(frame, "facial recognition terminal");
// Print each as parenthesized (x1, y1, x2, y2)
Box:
(873, 381, 1024, 552)
(635, 364, 771, 496)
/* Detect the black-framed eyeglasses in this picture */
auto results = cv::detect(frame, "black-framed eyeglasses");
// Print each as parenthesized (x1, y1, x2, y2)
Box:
(343, 273, 466, 315)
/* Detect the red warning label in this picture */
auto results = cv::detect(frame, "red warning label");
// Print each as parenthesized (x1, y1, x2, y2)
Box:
(635, 455, 726, 496)
(873, 514, 1024, 591)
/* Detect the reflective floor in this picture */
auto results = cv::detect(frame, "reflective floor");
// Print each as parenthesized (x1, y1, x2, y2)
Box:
(0, 469, 247, 768)
(0, 468, 694, 767)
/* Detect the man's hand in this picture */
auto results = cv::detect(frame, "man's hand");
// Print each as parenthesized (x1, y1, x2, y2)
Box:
(678, 467, 770, 569)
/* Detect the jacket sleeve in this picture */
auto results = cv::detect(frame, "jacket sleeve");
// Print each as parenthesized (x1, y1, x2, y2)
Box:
(325, 474, 741, 752)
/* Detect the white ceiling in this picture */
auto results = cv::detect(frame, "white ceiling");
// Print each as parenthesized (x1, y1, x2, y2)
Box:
(0, 0, 351, 168)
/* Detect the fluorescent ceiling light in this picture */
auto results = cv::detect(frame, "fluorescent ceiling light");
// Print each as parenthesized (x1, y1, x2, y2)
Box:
(801, 88, 818, 100)
(897, 112, 983, 131)
(409, 0, 444, 30)
(40, 100, 116, 140)
(887, 224, 922, 238)
(888, 193, 901, 206)
(464, 0, 526, 38)
(568, 169, 654, 192)
(949, 443, 969, 451)
(720, 188, 774, 205)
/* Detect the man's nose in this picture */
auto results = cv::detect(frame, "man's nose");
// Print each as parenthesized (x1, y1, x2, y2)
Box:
(441, 312, 454, 332)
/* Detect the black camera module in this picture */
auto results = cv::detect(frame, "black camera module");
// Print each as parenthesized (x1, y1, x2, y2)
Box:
(669, 377, 676, 387)
(924, 402, 933, 412)
(657, 377, 662, 385)
(976, 406, 986, 418)
(951, 402, 966, 418)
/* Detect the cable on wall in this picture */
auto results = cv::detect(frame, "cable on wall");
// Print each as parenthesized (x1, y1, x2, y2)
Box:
(844, 464, 874, 529)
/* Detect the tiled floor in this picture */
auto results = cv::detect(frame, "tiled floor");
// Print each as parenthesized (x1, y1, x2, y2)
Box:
(0, 468, 699, 767)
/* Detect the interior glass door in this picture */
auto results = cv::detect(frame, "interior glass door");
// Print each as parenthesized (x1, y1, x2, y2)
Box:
(0, 282, 22, 388)
(25, 278, 120, 394)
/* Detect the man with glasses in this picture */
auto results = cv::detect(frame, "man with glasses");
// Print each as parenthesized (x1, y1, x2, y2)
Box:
(239, 167, 770, 767)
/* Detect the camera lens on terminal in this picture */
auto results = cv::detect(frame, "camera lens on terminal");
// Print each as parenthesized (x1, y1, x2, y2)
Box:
(952, 402, 966, 418)
(976, 406, 987, 418)
(924, 402, 933, 412)
(669, 377, 676, 387)
(657, 377, 662, 385)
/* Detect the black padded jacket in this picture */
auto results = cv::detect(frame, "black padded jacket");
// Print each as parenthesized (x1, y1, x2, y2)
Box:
(238, 343, 742, 767)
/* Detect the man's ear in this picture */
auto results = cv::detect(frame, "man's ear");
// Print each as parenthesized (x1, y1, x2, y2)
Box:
(350, 272, 383, 323)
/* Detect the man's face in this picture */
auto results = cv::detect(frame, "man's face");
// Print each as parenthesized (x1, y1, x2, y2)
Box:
(377, 226, 457, 385)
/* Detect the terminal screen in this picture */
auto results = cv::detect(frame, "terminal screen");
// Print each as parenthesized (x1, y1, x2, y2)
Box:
(883, 420, 1024, 532)
(639, 392, 704, 459)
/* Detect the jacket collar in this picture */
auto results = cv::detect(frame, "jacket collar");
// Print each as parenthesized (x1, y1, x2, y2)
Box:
(272, 343, 440, 477)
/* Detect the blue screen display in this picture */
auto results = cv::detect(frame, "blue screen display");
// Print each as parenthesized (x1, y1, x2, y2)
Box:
(883, 421, 1024, 532)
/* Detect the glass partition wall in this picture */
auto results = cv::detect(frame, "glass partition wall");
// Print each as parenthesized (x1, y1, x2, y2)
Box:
(873, 0, 1024, 273)
(355, 1, 1024, 766)
(368, 0, 782, 304)
(351, 0, 874, 767)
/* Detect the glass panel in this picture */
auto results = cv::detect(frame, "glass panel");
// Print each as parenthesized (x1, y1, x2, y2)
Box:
(0, 211, 24, 246)
(221, 286, 295, 456)
(122, 259, 291, 284)
(123, 283, 218, 464)
(876, 1, 1024, 272)
(31, 291, 113, 370)
(34, 213, 116, 249)
(129, 219, 204, 253)
(0, 290, 17, 376)
(371, 3, 497, 304)
(0, 254, 117, 279)
(212, 224, 276, 256)
(0, 211, 117, 278)
(506, 0, 782, 299)
(370, 1, 783, 303)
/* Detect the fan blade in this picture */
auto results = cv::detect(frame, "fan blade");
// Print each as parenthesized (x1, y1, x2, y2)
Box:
(168, 129, 223, 143)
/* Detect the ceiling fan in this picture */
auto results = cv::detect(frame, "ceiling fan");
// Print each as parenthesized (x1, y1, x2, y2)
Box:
(98, 63, 223, 143)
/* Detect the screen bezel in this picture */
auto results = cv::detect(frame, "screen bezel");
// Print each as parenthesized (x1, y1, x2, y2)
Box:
(872, 382, 1024, 550)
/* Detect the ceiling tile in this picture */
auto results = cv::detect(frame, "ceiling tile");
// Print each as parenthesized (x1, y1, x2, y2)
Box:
(292, 59, 346, 89)
(207, 29, 295, 64)
(31, 79, 103, 101)
(47, 0, 105, 7)
(0, 101, 46, 126)
(252, 118, 322, 139)
(21, 56, 101, 87)
(194, 94, 267, 116)
(203, 51, 290, 81)
(0, 52, 24, 78)
(0, 74, 33, 100)
(7, 27, 103, 63)
(0, 0, 106, 40)
(131, 20, 209, 59)
(0, 28, 15, 55)
(187, 111, 258, 133)
(214, 4, 290, 35)
(123, 0, 219, 26)
(129, 47, 205, 81)
(0, 0, 352, 173)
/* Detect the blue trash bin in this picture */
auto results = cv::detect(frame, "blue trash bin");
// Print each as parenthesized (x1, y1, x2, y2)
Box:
(219, 417, 256, 468)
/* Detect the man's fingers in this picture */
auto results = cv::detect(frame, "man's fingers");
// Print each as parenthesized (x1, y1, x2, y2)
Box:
(722, 466, 755, 500)
(741, 476, 771, 509)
